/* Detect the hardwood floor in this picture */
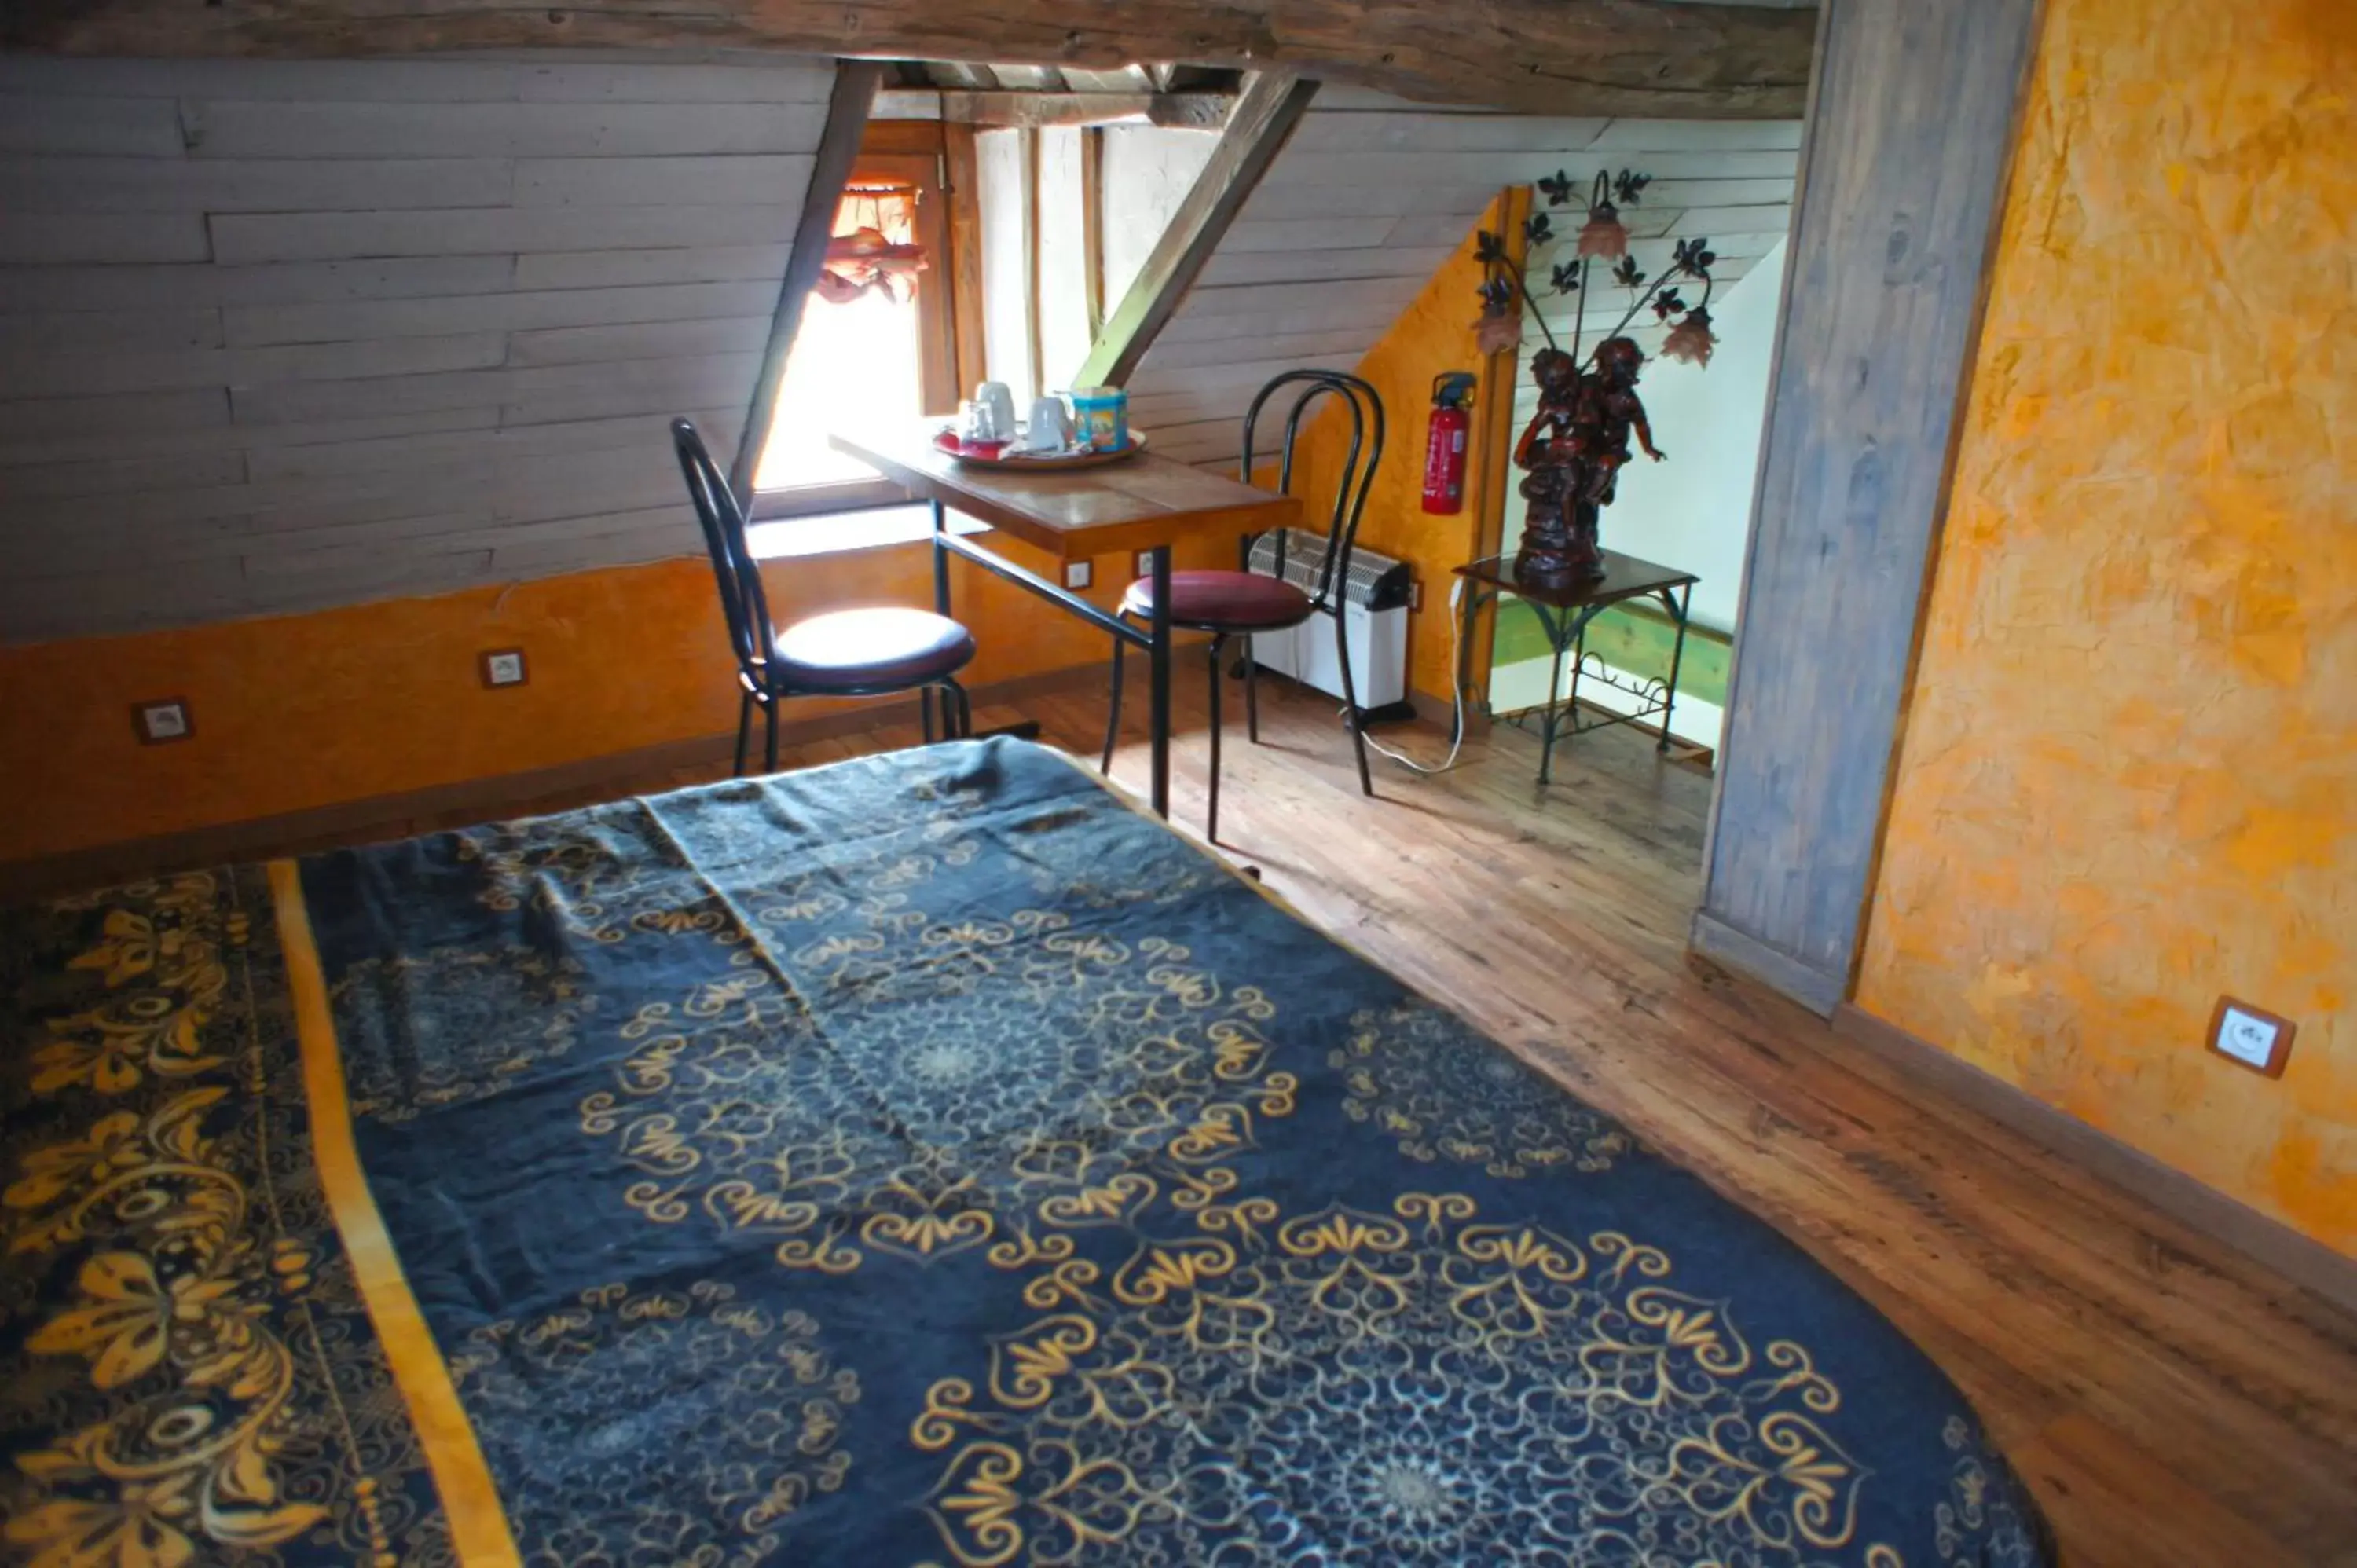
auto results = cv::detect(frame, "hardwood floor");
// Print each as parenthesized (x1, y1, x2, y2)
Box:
(134, 669, 2357, 1565)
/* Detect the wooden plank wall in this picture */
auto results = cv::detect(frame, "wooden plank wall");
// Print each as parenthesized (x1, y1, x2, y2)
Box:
(1693, 0, 2044, 1013)
(0, 53, 837, 644)
(1126, 87, 1800, 474)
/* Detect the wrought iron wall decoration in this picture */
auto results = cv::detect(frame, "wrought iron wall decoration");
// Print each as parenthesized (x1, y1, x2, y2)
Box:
(1475, 170, 1719, 587)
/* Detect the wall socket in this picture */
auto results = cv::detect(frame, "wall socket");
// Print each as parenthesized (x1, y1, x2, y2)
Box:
(2208, 996, 2295, 1078)
(131, 698, 192, 745)
(1065, 560, 1094, 590)
(479, 648, 529, 688)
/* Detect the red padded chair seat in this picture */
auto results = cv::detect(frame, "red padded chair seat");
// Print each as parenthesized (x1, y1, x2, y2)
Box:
(1120, 570, 1312, 632)
(770, 607, 976, 692)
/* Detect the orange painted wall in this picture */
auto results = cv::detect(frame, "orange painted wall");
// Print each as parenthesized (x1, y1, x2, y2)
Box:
(0, 527, 1225, 866)
(0, 211, 1518, 870)
(1854, 0, 2356, 1251)
(1288, 195, 1516, 702)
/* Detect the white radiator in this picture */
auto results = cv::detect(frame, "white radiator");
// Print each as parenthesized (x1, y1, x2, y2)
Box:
(1244, 530, 1412, 716)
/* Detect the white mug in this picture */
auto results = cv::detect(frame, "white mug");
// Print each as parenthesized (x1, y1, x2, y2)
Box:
(1025, 395, 1074, 452)
(974, 382, 1017, 445)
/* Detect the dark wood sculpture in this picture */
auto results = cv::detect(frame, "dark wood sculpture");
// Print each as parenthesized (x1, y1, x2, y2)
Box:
(1477, 174, 1714, 586)
(1511, 339, 1666, 586)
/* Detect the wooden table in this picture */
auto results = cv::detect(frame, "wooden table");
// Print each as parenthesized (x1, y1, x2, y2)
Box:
(1453, 550, 1700, 786)
(830, 423, 1299, 816)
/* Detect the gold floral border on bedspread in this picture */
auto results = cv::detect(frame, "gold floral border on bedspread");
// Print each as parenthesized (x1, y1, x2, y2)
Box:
(0, 867, 465, 1567)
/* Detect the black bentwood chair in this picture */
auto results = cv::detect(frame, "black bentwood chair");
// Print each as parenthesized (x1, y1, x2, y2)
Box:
(673, 418, 977, 775)
(1100, 370, 1385, 841)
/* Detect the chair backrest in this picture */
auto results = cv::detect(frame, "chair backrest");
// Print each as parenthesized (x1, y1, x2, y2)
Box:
(672, 417, 775, 688)
(1237, 370, 1386, 614)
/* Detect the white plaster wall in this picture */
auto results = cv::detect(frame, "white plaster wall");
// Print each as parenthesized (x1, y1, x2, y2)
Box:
(1590, 237, 1787, 634)
(974, 127, 1035, 404)
(1034, 126, 1094, 394)
(1098, 126, 1218, 311)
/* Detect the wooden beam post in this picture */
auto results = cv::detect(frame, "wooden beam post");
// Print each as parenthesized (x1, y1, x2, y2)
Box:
(1022, 126, 1045, 400)
(0, 1, 1816, 119)
(1080, 126, 1106, 341)
(1461, 183, 1534, 714)
(942, 123, 988, 401)
(1073, 74, 1319, 390)
(729, 60, 882, 502)
(1692, 0, 2043, 1013)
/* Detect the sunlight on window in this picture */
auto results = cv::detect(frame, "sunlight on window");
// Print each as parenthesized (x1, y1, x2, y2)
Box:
(757, 185, 925, 493)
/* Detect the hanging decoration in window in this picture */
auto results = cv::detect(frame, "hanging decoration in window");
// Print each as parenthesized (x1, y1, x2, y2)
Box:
(816, 184, 929, 306)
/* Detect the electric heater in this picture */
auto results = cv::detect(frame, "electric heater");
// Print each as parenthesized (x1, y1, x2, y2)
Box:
(1244, 529, 1413, 718)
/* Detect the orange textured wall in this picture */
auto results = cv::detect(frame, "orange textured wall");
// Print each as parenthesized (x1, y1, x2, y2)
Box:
(1855, 0, 2356, 1251)
(1289, 196, 1516, 702)
(0, 527, 1219, 866)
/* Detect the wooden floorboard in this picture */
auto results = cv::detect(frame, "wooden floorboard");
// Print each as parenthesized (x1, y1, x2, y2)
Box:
(108, 669, 2357, 1565)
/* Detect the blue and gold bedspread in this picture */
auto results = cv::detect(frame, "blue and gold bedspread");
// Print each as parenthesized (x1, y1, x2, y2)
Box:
(2, 738, 2051, 1567)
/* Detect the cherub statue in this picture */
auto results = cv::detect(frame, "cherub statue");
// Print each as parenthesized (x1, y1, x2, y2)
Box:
(1510, 336, 1665, 586)
(1581, 336, 1666, 507)
(1512, 347, 1585, 526)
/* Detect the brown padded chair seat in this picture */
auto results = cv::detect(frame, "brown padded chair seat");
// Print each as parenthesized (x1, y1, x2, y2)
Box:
(769, 606, 976, 692)
(1120, 570, 1312, 632)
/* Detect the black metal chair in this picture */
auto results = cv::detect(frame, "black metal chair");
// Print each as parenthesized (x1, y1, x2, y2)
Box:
(1100, 370, 1385, 841)
(673, 417, 976, 775)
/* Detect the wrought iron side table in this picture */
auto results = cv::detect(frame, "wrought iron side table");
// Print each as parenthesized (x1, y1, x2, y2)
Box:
(1453, 551, 1699, 786)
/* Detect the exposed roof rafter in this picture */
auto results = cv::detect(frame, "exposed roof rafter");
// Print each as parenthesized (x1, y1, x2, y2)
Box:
(1, 0, 1816, 119)
(728, 60, 882, 500)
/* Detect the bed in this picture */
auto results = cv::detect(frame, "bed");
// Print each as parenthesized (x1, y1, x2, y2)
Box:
(0, 737, 2051, 1567)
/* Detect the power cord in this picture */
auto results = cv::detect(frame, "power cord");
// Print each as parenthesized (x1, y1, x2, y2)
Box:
(1355, 578, 1468, 777)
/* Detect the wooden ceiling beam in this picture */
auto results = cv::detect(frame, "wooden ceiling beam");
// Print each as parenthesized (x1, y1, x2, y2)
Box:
(871, 88, 1233, 129)
(0, 0, 1816, 119)
(940, 91, 1233, 130)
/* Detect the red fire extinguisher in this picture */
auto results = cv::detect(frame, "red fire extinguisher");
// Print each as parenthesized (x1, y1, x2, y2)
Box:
(1421, 372, 1477, 515)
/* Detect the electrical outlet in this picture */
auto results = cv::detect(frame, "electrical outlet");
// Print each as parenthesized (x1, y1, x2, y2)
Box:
(131, 698, 192, 745)
(1135, 551, 1155, 578)
(1065, 560, 1094, 590)
(2208, 997, 2295, 1078)
(480, 648, 529, 689)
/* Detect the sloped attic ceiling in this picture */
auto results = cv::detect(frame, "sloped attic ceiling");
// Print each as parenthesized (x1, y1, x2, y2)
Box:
(1127, 88, 1802, 473)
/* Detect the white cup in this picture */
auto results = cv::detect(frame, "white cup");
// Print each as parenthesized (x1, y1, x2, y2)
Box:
(1025, 395, 1074, 452)
(974, 382, 1017, 444)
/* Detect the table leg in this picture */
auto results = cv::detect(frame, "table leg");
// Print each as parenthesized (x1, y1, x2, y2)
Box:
(1537, 603, 1565, 788)
(928, 500, 952, 741)
(1659, 583, 1692, 753)
(1454, 584, 1485, 721)
(930, 500, 952, 615)
(1148, 544, 1173, 818)
(1567, 621, 1586, 729)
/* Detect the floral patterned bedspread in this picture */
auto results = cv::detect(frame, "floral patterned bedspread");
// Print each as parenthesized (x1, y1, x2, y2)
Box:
(0, 737, 2052, 1567)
